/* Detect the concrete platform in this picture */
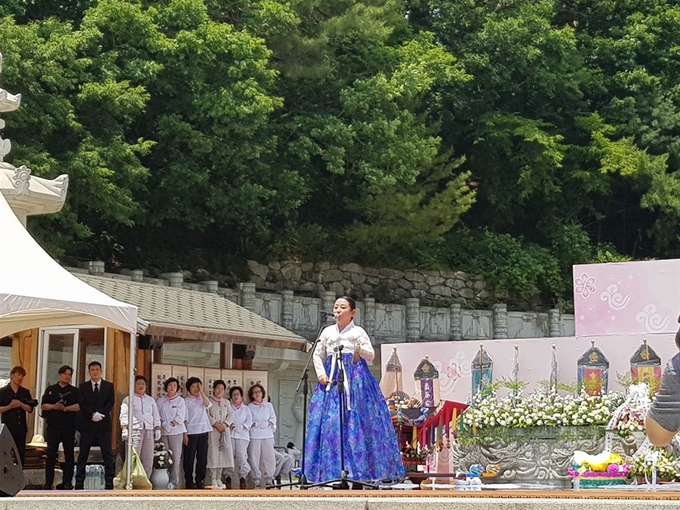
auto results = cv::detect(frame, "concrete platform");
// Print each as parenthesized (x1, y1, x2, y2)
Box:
(9, 488, 680, 510)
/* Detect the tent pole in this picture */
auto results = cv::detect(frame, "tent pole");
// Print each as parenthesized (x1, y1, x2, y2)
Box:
(126, 332, 137, 490)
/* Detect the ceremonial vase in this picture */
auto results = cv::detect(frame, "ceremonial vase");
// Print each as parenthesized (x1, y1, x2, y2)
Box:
(150, 468, 169, 490)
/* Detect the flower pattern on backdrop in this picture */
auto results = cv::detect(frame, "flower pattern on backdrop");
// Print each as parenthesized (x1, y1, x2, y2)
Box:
(575, 273, 596, 298)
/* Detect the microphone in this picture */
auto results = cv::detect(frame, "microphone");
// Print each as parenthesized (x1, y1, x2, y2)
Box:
(321, 311, 339, 321)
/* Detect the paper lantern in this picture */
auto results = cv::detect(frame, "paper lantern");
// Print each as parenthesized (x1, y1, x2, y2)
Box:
(577, 340, 609, 396)
(471, 343, 493, 396)
(630, 338, 662, 392)
(414, 355, 440, 408)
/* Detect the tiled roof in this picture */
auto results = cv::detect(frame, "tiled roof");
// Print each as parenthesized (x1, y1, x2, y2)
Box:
(76, 274, 308, 351)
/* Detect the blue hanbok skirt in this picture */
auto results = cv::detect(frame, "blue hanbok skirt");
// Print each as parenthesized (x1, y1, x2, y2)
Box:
(304, 353, 405, 483)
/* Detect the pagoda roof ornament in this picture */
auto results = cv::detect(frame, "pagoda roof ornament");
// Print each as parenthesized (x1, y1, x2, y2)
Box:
(0, 52, 68, 221)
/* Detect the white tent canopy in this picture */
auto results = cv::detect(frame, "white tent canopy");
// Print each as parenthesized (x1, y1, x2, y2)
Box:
(0, 192, 138, 336)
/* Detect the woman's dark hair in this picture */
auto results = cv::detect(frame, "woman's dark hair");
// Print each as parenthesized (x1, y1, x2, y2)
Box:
(229, 386, 243, 399)
(163, 377, 179, 391)
(186, 376, 202, 391)
(248, 383, 266, 401)
(337, 295, 356, 310)
(213, 379, 226, 391)
(135, 375, 147, 384)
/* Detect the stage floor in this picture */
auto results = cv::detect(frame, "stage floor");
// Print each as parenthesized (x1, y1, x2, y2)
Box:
(15, 488, 680, 500)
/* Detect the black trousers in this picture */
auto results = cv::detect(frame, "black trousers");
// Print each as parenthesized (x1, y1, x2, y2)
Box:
(45, 426, 75, 488)
(75, 428, 115, 486)
(183, 432, 209, 488)
(6, 426, 26, 467)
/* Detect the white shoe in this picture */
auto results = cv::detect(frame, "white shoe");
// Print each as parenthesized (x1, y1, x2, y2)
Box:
(166, 482, 176, 490)
(212, 480, 223, 490)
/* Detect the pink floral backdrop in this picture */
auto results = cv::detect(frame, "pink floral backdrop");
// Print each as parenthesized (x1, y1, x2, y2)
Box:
(573, 260, 679, 338)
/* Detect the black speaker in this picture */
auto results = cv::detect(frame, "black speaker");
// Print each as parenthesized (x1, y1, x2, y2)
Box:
(137, 334, 163, 350)
(0, 424, 25, 497)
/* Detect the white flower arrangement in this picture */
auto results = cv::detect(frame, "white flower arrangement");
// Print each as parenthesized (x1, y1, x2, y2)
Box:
(609, 383, 651, 437)
(462, 387, 624, 432)
(153, 442, 173, 469)
(631, 447, 680, 481)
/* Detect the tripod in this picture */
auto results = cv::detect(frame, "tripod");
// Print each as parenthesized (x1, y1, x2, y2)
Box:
(305, 345, 376, 490)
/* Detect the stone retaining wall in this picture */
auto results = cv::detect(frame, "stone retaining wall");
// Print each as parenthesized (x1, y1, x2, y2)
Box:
(247, 261, 503, 305)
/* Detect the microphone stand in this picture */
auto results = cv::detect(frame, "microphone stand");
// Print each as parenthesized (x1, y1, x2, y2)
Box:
(305, 345, 376, 491)
(276, 312, 333, 489)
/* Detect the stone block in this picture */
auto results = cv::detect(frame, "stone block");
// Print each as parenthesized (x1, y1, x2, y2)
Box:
(414, 282, 429, 291)
(339, 262, 363, 273)
(459, 287, 475, 299)
(397, 279, 413, 290)
(429, 285, 452, 297)
(247, 260, 268, 281)
(315, 261, 330, 271)
(473, 279, 487, 290)
(250, 275, 265, 286)
(366, 277, 380, 285)
(455, 271, 469, 280)
(340, 279, 352, 290)
(440, 270, 457, 279)
(351, 273, 367, 284)
(300, 282, 317, 292)
(452, 279, 466, 290)
(364, 267, 381, 277)
(422, 270, 441, 277)
(280, 262, 302, 281)
(379, 268, 405, 279)
(410, 289, 427, 298)
(330, 282, 345, 294)
(395, 288, 410, 298)
(426, 275, 445, 286)
(404, 271, 425, 282)
(322, 269, 344, 283)
(301, 262, 314, 272)
(478, 290, 492, 299)
(361, 283, 374, 293)
(267, 261, 281, 271)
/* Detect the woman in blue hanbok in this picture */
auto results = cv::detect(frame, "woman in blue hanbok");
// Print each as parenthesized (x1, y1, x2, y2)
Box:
(305, 296, 405, 484)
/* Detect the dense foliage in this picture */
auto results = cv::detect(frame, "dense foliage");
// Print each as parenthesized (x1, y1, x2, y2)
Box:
(2, 0, 679, 306)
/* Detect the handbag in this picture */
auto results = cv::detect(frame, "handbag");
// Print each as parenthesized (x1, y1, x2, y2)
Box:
(117, 447, 152, 490)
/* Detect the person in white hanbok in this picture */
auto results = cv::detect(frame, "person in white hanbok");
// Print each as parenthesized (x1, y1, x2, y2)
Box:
(120, 376, 161, 478)
(247, 384, 277, 488)
(156, 377, 187, 489)
(225, 386, 252, 490)
(207, 380, 235, 488)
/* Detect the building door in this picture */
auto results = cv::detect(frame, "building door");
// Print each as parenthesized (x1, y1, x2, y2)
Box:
(36, 329, 79, 436)
(35, 327, 106, 436)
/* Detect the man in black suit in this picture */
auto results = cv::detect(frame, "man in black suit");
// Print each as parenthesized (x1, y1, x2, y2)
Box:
(75, 361, 115, 490)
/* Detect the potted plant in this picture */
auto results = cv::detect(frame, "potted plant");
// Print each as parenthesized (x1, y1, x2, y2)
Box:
(150, 442, 173, 490)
